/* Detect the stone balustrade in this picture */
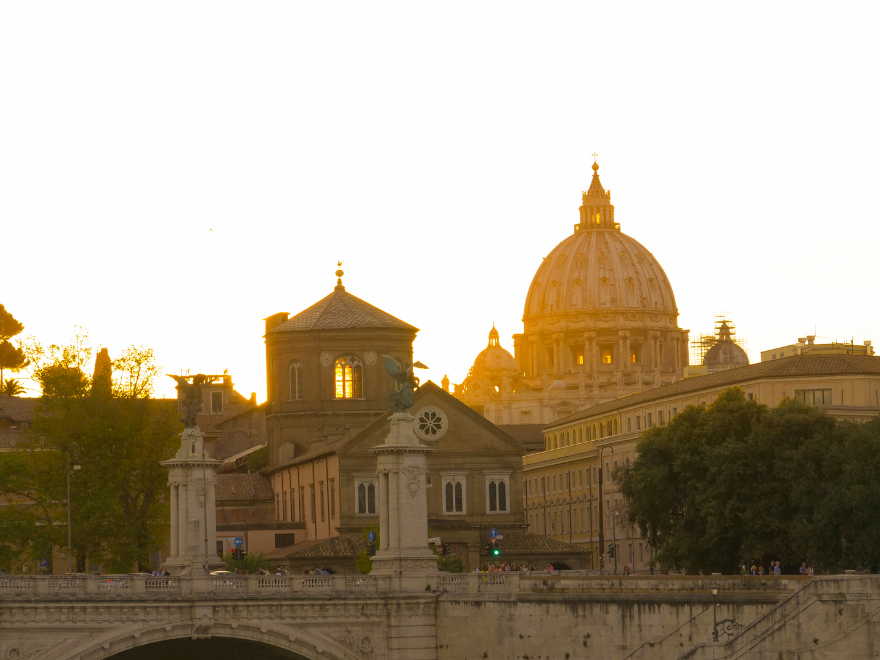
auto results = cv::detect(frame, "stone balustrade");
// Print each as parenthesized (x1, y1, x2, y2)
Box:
(0, 572, 815, 601)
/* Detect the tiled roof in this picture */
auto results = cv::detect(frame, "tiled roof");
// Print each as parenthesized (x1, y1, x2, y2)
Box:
(265, 535, 368, 560)
(270, 288, 417, 333)
(548, 354, 880, 429)
(215, 473, 273, 502)
(0, 397, 38, 422)
(478, 531, 591, 555)
(496, 424, 545, 451)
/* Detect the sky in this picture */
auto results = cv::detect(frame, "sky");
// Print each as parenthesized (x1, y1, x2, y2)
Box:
(2, 2, 879, 400)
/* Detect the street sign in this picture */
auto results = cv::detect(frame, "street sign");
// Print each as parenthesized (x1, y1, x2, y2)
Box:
(427, 537, 441, 545)
(232, 537, 243, 547)
(40, 559, 47, 568)
(495, 535, 503, 540)
(367, 532, 376, 543)
(489, 528, 498, 539)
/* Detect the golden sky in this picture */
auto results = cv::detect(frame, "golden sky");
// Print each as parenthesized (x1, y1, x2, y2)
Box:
(2, 2, 878, 400)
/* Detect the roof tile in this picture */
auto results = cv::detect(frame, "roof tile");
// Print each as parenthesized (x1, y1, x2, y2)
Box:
(270, 288, 417, 333)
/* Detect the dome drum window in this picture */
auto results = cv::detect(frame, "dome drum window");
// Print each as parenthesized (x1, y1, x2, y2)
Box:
(289, 360, 304, 400)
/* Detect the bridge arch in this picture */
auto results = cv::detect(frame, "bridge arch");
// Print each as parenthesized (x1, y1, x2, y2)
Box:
(50, 619, 371, 660)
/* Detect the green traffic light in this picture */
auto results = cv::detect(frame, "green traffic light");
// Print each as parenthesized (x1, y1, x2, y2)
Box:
(493, 548, 500, 555)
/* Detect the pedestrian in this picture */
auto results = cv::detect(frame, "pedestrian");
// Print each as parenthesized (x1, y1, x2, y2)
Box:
(773, 561, 781, 576)
(751, 565, 758, 576)
(799, 562, 808, 575)
(758, 566, 765, 576)
(808, 565, 814, 576)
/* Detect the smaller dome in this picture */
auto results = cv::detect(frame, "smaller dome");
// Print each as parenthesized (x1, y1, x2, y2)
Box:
(703, 322, 749, 369)
(549, 379, 568, 390)
(471, 325, 518, 374)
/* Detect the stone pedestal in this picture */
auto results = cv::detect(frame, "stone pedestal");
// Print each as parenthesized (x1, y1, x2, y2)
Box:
(369, 412, 437, 591)
(160, 427, 224, 574)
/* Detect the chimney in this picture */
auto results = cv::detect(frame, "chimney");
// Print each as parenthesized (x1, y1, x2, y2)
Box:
(264, 312, 289, 334)
(250, 392, 257, 404)
(806, 335, 816, 346)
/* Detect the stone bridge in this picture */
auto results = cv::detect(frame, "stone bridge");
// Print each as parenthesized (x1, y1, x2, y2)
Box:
(3, 572, 880, 660)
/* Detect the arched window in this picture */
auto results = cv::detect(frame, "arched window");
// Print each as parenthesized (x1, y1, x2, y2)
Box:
(334, 355, 362, 399)
(486, 473, 511, 513)
(289, 360, 303, 400)
(356, 478, 377, 515)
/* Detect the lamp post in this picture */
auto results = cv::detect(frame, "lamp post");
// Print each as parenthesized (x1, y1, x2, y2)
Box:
(611, 509, 619, 575)
(711, 583, 720, 642)
(597, 444, 614, 571)
(66, 442, 81, 574)
(548, 512, 564, 540)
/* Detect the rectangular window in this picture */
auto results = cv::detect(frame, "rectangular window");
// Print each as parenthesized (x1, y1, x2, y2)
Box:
(636, 416, 641, 430)
(309, 485, 316, 522)
(547, 346, 555, 366)
(794, 389, 833, 405)
(627, 417, 631, 432)
(211, 391, 223, 413)
(299, 487, 305, 522)
(672, 407, 677, 416)
(330, 479, 336, 519)
(748, 393, 754, 401)
(647, 412, 652, 428)
(319, 482, 325, 521)
(290, 490, 296, 522)
(442, 474, 467, 514)
(659, 409, 664, 425)
(573, 347, 584, 365)
(553, 474, 556, 493)
(601, 348, 613, 364)
(579, 469, 583, 488)
(580, 507, 585, 532)
(275, 533, 296, 548)
(282, 491, 288, 521)
(639, 543, 644, 563)
(355, 480, 377, 515)
(275, 493, 280, 520)
(216, 540, 224, 556)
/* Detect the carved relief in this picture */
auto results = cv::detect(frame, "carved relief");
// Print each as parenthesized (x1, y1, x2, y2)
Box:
(5, 647, 47, 660)
(364, 351, 377, 365)
(321, 352, 332, 366)
(400, 467, 425, 498)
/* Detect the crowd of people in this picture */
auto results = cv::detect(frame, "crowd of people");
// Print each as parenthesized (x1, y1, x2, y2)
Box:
(739, 561, 815, 576)
(472, 562, 538, 572)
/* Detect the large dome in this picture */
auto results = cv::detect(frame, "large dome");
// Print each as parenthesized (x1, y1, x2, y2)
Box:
(703, 322, 749, 370)
(523, 161, 677, 320)
(471, 325, 518, 374)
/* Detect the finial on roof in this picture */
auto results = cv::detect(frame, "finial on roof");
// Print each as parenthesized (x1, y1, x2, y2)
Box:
(335, 261, 345, 291)
(591, 152, 599, 172)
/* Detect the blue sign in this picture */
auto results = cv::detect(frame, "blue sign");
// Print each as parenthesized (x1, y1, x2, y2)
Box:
(489, 528, 498, 539)
(40, 559, 48, 568)
(367, 532, 376, 542)
(232, 537, 243, 547)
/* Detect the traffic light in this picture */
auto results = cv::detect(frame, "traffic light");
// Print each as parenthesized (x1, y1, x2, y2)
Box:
(491, 541, 501, 557)
(440, 542, 449, 557)
(607, 545, 615, 559)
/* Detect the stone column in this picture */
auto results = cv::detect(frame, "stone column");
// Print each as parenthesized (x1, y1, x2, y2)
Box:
(161, 427, 223, 575)
(169, 483, 179, 558)
(584, 332, 597, 373)
(370, 412, 437, 591)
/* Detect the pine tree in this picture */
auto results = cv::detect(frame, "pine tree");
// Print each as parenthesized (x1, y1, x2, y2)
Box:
(0, 305, 29, 383)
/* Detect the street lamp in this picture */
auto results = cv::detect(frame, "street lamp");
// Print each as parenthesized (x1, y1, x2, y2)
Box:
(611, 510, 619, 575)
(711, 583, 720, 642)
(66, 442, 81, 574)
(597, 445, 614, 571)
(548, 512, 564, 540)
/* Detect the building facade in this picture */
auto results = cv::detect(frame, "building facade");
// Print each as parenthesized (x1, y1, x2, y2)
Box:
(456, 160, 689, 425)
(523, 353, 880, 572)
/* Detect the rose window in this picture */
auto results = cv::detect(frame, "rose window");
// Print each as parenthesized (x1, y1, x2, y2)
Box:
(413, 406, 448, 441)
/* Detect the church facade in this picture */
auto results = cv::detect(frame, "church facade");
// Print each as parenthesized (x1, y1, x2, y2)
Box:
(455, 161, 689, 425)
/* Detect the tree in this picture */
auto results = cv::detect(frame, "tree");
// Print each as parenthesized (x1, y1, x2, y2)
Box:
(0, 304, 29, 383)
(616, 388, 851, 574)
(222, 551, 269, 573)
(0, 378, 24, 396)
(11, 332, 181, 573)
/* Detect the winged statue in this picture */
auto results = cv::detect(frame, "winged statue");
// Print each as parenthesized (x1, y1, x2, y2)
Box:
(382, 355, 428, 412)
(167, 373, 208, 428)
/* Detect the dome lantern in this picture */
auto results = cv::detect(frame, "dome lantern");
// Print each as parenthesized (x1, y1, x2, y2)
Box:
(576, 156, 618, 233)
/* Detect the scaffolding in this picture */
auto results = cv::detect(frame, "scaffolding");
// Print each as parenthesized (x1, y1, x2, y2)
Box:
(689, 313, 748, 366)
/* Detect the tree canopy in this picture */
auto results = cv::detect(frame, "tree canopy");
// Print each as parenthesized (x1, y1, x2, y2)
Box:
(0, 304, 29, 383)
(616, 387, 880, 575)
(0, 332, 180, 573)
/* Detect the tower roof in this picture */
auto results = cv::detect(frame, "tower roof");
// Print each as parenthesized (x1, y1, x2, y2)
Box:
(270, 288, 418, 333)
